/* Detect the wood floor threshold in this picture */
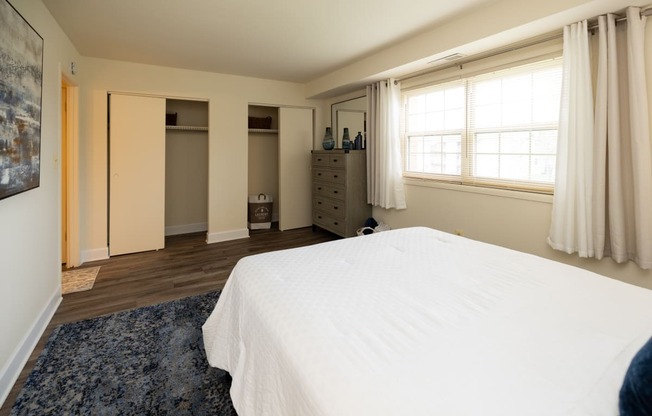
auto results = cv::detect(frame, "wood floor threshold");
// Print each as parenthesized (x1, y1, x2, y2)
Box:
(0, 225, 338, 415)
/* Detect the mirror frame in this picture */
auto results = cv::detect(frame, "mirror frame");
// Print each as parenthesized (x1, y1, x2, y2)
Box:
(331, 96, 366, 148)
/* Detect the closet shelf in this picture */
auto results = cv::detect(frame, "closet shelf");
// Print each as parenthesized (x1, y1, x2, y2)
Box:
(166, 125, 208, 131)
(248, 128, 278, 134)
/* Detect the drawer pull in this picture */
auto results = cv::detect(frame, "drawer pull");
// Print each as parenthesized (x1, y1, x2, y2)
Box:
(317, 215, 322, 219)
(333, 206, 338, 210)
(317, 201, 322, 205)
(317, 158, 323, 162)
(333, 175, 338, 178)
(334, 222, 339, 226)
(317, 187, 322, 191)
(333, 190, 339, 194)
(333, 158, 338, 162)
(317, 172, 322, 176)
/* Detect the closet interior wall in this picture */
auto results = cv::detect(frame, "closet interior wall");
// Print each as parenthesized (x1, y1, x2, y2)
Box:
(165, 99, 209, 236)
(248, 105, 279, 222)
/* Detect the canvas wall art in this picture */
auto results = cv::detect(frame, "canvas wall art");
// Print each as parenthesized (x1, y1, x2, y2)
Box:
(0, 0, 43, 200)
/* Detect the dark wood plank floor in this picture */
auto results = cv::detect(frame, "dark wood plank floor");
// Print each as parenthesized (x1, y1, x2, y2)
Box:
(0, 225, 338, 415)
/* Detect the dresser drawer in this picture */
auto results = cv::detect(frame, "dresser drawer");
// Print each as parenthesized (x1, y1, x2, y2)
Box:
(312, 153, 346, 168)
(313, 196, 345, 218)
(311, 150, 369, 238)
(329, 154, 345, 168)
(312, 154, 330, 166)
(313, 212, 346, 235)
(313, 168, 345, 185)
(313, 182, 345, 201)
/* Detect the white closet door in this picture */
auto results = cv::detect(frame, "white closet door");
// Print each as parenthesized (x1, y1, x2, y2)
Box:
(109, 94, 166, 255)
(278, 107, 313, 231)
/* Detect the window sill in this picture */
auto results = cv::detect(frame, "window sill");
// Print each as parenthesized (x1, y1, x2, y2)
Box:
(403, 177, 554, 204)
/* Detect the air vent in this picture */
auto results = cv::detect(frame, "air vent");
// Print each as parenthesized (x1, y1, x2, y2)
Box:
(428, 53, 467, 65)
(443, 53, 466, 61)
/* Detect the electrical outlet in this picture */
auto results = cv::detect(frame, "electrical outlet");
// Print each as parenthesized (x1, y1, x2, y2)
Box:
(454, 229, 464, 236)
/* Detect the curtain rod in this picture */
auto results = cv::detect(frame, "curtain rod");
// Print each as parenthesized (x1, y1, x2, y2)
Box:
(588, 6, 652, 29)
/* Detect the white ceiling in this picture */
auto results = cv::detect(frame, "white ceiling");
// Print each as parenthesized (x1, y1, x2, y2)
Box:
(42, 0, 498, 84)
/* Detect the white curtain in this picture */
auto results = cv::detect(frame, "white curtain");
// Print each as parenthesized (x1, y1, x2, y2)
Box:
(548, 20, 595, 257)
(549, 7, 652, 269)
(366, 79, 407, 209)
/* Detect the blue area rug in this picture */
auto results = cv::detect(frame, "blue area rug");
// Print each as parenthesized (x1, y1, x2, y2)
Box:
(10, 291, 236, 415)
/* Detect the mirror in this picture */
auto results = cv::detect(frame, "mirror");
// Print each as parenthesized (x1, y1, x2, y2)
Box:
(331, 96, 367, 148)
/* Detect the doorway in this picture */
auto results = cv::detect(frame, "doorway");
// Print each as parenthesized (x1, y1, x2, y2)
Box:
(61, 76, 80, 267)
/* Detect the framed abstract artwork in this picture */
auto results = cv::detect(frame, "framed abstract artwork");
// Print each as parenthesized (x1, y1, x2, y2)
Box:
(0, 0, 43, 200)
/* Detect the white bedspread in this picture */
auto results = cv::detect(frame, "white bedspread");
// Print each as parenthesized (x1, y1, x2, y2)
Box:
(202, 227, 652, 415)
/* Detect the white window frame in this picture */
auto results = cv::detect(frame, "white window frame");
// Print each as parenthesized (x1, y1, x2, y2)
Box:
(401, 57, 563, 194)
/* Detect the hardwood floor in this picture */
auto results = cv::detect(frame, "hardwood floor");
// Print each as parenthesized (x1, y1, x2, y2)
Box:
(0, 225, 338, 415)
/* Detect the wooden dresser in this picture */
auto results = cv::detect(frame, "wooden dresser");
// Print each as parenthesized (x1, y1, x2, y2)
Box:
(311, 150, 371, 237)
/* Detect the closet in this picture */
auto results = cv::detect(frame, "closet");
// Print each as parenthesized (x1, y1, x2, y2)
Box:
(248, 105, 279, 222)
(109, 93, 208, 256)
(248, 104, 313, 231)
(165, 99, 209, 237)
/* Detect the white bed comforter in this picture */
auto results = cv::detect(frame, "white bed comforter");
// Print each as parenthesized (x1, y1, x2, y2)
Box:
(202, 227, 652, 416)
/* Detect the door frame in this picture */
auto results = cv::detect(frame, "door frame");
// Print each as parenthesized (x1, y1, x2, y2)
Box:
(61, 74, 81, 267)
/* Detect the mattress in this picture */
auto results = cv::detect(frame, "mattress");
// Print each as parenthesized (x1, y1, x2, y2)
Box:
(202, 227, 652, 415)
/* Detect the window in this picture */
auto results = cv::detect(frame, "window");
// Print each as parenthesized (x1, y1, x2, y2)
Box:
(403, 58, 563, 193)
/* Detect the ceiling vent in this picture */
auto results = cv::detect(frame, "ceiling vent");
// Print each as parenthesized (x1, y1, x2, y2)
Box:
(428, 53, 466, 65)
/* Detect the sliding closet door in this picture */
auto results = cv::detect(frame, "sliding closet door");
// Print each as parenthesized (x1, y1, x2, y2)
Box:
(109, 94, 166, 256)
(278, 107, 313, 231)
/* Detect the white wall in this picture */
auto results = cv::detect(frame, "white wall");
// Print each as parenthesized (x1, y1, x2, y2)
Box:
(78, 58, 326, 255)
(0, 0, 80, 405)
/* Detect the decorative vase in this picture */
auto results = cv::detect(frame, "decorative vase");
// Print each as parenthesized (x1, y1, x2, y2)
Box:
(342, 127, 351, 150)
(322, 127, 334, 150)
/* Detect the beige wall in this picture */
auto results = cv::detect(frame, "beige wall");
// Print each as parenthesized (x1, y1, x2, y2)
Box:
(368, 19, 652, 291)
(248, 105, 279, 220)
(78, 59, 325, 256)
(165, 99, 209, 234)
(165, 131, 208, 232)
(248, 133, 279, 220)
(306, 0, 651, 98)
(374, 184, 652, 290)
(0, 0, 80, 403)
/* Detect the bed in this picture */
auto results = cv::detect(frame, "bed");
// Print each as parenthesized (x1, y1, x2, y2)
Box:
(202, 227, 652, 415)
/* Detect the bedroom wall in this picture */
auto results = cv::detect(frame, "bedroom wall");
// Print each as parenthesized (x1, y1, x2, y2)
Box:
(0, 0, 80, 405)
(78, 58, 326, 259)
(375, 185, 652, 290)
(371, 18, 652, 291)
(306, 0, 651, 98)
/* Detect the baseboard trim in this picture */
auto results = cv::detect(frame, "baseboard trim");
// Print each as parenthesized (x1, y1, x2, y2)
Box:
(206, 228, 249, 244)
(165, 222, 208, 236)
(81, 247, 109, 264)
(0, 286, 61, 408)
